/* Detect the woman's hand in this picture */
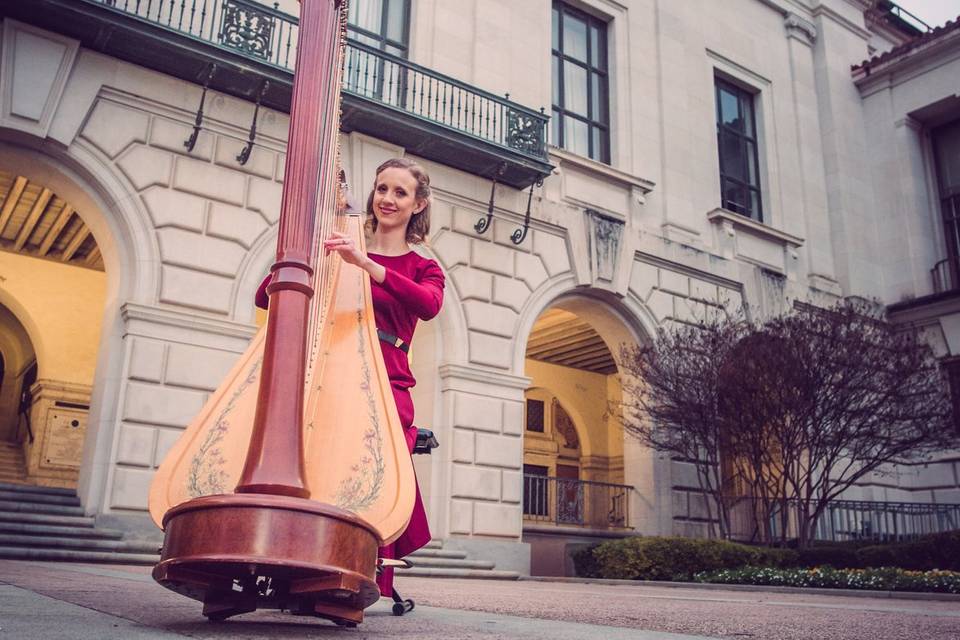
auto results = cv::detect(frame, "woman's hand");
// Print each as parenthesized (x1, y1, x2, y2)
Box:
(323, 231, 366, 266)
(322, 231, 386, 283)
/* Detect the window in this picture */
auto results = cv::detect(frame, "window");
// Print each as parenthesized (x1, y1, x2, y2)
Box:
(933, 119, 960, 292)
(551, 2, 610, 163)
(715, 77, 763, 221)
(347, 0, 410, 57)
(526, 398, 545, 432)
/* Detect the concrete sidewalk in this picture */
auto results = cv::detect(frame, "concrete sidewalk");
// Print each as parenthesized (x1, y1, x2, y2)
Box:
(1, 560, 958, 639)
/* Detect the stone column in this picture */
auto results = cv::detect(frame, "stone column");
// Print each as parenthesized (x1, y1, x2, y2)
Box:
(436, 362, 532, 574)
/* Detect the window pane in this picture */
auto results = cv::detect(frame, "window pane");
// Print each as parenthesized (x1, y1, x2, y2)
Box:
(551, 109, 562, 145)
(349, 0, 382, 33)
(385, 0, 406, 43)
(552, 56, 560, 106)
(718, 86, 741, 130)
(563, 12, 588, 62)
(552, 6, 560, 49)
(563, 63, 588, 116)
(934, 119, 960, 197)
(564, 117, 589, 156)
(591, 127, 609, 163)
(749, 189, 763, 220)
(741, 93, 755, 138)
(746, 140, 758, 186)
(590, 24, 601, 67)
(591, 73, 608, 124)
(719, 130, 746, 182)
(723, 180, 747, 215)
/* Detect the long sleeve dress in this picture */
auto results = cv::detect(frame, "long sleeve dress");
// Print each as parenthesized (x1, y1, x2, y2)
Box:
(254, 250, 445, 596)
(366, 250, 444, 596)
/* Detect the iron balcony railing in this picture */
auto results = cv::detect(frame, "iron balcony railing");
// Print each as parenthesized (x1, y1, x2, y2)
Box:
(724, 496, 960, 544)
(86, 0, 549, 162)
(523, 474, 633, 530)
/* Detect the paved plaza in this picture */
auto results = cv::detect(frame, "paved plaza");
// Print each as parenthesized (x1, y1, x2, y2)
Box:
(0, 560, 958, 639)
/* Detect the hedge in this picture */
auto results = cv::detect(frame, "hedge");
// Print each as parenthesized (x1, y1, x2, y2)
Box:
(573, 530, 960, 581)
(693, 566, 960, 594)
(573, 536, 795, 581)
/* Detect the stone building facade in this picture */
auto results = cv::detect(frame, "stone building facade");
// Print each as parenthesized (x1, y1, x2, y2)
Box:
(0, 0, 957, 575)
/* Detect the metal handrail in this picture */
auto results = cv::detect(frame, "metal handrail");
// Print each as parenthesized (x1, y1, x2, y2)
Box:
(723, 495, 960, 543)
(85, 0, 549, 160)
(523, 474, 634, 530)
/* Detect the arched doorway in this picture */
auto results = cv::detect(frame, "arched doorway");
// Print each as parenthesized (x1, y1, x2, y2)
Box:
(0, 169, 108, 488)
(521, 299, 635, 576)
(0, 303, 37, 483)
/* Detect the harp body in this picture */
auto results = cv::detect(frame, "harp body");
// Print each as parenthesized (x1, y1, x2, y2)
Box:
(147, 0, 414, 625)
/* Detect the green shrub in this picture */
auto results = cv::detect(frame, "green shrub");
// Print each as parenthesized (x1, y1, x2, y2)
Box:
(575, 536, 790, 581)
(795, 545, 861, 569)
(694, 566, 960, 594)
(857, 531, 960, 571)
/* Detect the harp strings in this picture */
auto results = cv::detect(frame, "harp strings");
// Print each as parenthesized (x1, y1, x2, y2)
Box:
(305, 1, 351, 382)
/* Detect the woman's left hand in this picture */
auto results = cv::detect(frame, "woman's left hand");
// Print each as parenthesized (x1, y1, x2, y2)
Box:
(323, 231, 367, 267)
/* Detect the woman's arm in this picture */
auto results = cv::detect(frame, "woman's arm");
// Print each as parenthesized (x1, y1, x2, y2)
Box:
(378, 261, 445, 320)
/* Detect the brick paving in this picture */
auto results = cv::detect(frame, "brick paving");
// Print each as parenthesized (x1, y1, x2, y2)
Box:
(0, 560, 958, 639)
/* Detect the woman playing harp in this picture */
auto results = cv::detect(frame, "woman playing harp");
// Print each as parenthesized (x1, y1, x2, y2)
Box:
(257, 157, 444, 597)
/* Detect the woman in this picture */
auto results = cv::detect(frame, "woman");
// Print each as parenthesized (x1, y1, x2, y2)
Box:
(256, 158, 444, 598)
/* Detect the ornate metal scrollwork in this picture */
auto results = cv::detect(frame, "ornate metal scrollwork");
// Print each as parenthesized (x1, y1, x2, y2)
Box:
(506, 108, 545, 157)
(220, 0, 275, 60)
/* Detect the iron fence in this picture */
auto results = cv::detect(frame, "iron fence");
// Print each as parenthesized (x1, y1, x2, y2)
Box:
(86, 0, 549, 160)
(723, 495, 960, 544)
(523, 474, 633, 530)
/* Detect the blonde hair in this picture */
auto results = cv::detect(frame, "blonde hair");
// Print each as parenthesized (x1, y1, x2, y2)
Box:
(365, 157, 432, 244)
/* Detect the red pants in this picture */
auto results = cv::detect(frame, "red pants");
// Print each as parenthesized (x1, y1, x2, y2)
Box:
(376, 386, 431, 596)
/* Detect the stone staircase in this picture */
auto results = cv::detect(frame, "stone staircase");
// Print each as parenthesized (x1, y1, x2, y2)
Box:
(0, 481, 518, 579)
(401, 540, 519, 580)
(0, 482, 159, 564)
(0, 442, 28, 484)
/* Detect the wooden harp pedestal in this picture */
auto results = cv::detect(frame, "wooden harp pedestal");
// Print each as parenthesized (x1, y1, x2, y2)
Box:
(153, 494, 380, 626)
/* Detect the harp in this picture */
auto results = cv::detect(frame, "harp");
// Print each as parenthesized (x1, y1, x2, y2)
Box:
(146, 0, 415, 626)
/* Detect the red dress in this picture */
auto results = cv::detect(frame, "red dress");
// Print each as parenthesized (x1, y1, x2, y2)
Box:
(255, 250, 444, 596)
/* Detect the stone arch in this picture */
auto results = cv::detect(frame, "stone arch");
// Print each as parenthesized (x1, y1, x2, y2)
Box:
(0, 130, 157, 505)
(0, 302, 37, 442)
(231, 225, 278, 323)
(512, 272, 657, 376)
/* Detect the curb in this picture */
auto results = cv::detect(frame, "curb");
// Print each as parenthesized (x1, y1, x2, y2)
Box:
(518, 576, 960, 602)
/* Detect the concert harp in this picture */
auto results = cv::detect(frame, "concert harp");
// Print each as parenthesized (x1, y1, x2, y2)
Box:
(147, 0, 415, 626)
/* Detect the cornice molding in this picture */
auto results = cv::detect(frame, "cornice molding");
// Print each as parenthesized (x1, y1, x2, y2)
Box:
(438, 363, 531, 390)
(121, 302, 258, 340)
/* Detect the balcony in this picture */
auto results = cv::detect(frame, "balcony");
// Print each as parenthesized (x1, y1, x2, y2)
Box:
(0, 0, 552, 188)
(523, 474, 634, 531)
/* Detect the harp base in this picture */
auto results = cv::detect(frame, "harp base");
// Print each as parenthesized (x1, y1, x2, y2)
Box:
(152, 493, 381, 626)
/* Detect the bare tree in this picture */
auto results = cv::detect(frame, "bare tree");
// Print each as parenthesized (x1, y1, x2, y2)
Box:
(621, 298, 956, 547)
(619, 313, 750, 539)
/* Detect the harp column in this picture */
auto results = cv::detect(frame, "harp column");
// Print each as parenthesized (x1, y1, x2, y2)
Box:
(234, 0, 342, 497)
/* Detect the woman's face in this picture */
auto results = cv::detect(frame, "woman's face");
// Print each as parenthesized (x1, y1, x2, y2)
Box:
(372, 167, 423, 234)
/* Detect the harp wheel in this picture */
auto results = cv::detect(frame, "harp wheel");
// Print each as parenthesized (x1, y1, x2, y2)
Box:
(392, 599, 414, 616)
(334, 619, 358, 628)
(205, 614, 229, 623)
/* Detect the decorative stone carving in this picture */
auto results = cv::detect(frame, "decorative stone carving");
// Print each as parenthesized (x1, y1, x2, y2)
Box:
(585, 208, 624, 286)
(784, 13, 817, 45)
(553, 399, 579, 450)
